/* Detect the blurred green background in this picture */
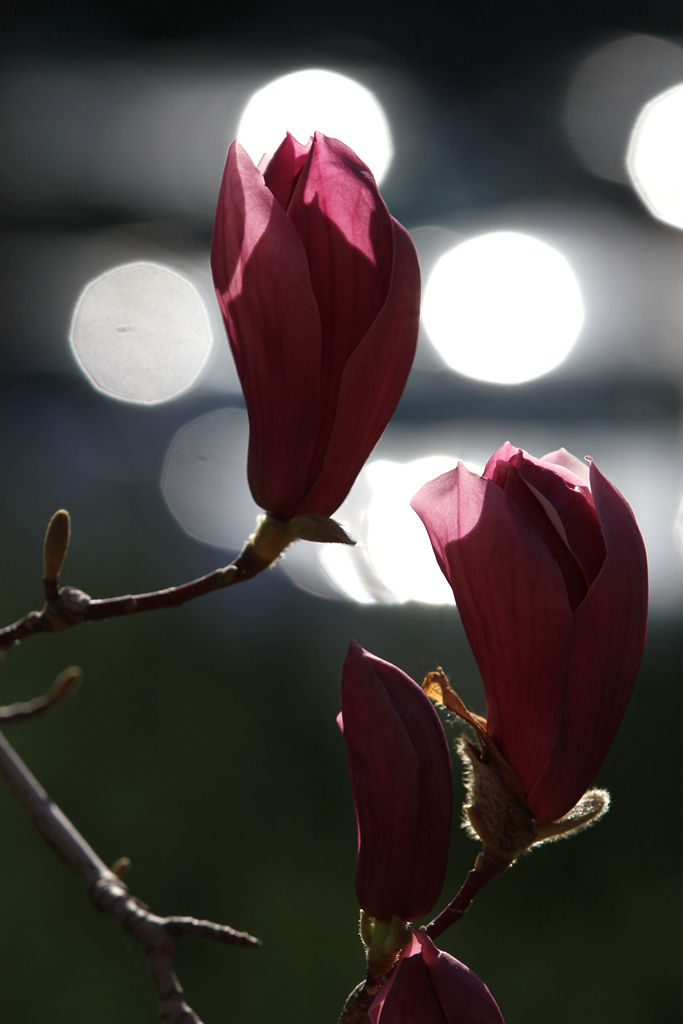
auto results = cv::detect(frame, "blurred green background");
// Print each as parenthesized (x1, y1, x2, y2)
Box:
(0, 397, 680, 1023)
(1, 1, 683, 1022)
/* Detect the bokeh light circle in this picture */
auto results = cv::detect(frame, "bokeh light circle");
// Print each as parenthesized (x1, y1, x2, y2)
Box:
(422, 231, 584, 385)
(70, 262, 212, 404)
(297, 455, 465, 605)
(564, 34, 683, 185)
(363, 457, 459, 604)
(237, 68, 393, 182)
(675, 495, 683, 560)
(627, 83, 683, 230)
(161, 407, 257, 548)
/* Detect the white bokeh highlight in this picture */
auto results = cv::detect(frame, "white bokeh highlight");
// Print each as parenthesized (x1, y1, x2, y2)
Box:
(283, 455, 462, 605)
(627, 84, 683, 230)
(70, 262, 212, 403)
(422, 232, 584, 385)
(161, 407, 257, 547)
(317, 544, 378, 605)
(237, 68, 393, 183)
(564, 34, 683, 185)
(362, 457, 458, 604)
(674, 493, 683, 561)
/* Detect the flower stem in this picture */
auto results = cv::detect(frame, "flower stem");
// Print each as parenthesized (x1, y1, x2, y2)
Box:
(424, 850, 507, 941)
(336, 980, 374, 1024)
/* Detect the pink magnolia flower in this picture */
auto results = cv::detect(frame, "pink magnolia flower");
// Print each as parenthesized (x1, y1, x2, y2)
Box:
(338, 641, 453, 922)
(370, 929, 505, 1024)
(211, 132, 420, 522)
(411, 442, 648, 823)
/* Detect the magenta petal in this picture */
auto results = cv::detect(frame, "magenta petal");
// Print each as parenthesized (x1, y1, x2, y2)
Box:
(485, 444, 605, 604)
(541, 446, 591, 485)
(417, 933, 505, 1024)
(513, 450, 606, 589)
(262, 132, 311, 210)
(370, 945, 446, 1024)
(300, 217, 420, 515)
(494, 458, 590, 609)
(210, 141, 322, 516)
(211, 133, 420, 520)
(340, 642, 452, 922)
(525, 461, 648, 819)
(370, 930, 505, 1024)
(412, 446, 648, 823)
(411, 463, 574, 802)
(481, 440, 517, 481)
(288, 134, 395, 356)
(284, 133, 398, 485)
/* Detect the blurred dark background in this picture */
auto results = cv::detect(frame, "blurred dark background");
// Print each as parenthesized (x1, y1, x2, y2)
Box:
(1, 2, 682, 1022)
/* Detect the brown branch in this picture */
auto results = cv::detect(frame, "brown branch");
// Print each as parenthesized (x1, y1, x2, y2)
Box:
(1, 509, 355, 653)
(0, 516, 287, 652)
(0, 666, 82, 722)
(0, 557, 252, 651)
(0, 727, 260, 1023)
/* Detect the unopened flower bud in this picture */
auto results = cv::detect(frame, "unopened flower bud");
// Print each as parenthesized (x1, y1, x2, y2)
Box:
(43, 509, 71, 584)
(212, 132, 420, 521)
(339, 642, 453, 923)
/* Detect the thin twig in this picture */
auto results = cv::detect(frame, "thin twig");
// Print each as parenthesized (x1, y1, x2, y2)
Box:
(2, 508, 354, 653)
(0, 540, 267, 652)
(164, 916, 259, 946)
(0, 666, 81, 722)
(0, 728, 260, 1023)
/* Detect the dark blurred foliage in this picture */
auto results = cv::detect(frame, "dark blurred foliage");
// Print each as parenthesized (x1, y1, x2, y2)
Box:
(0, 517, 680, 1023)
(1, 2, 682, 1023)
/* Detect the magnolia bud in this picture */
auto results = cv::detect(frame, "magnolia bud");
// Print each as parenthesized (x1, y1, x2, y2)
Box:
(43, 509, 71, 584)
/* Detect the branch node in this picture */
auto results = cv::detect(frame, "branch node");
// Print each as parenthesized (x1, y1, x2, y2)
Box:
(89, 875, 130, 914)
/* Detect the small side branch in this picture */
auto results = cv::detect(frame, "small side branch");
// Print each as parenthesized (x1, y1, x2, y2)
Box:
(1, 509, 353, 653)
(0, 728, 260, 1023)
(0, 666, 81, 723)
(0, 534, 269, 652)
